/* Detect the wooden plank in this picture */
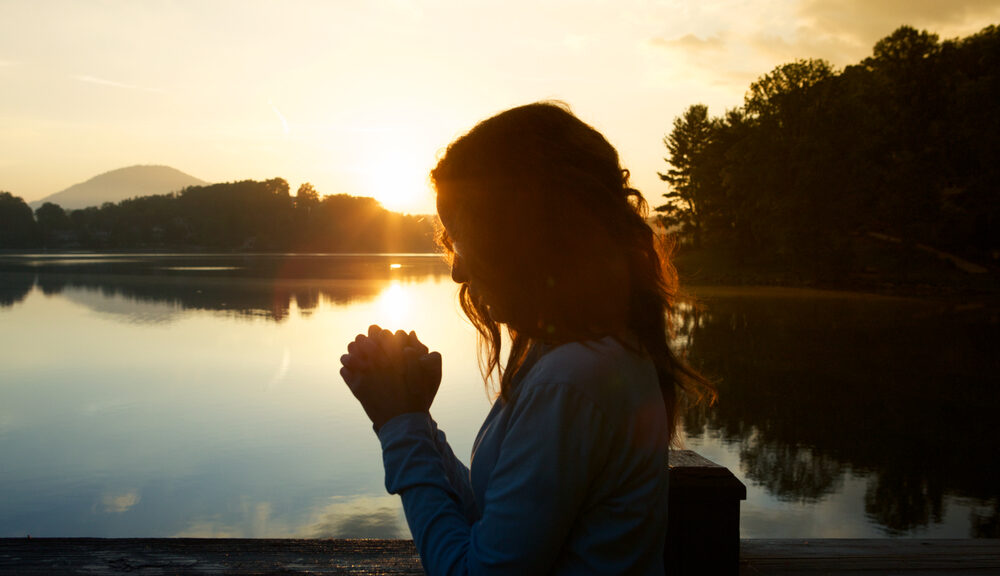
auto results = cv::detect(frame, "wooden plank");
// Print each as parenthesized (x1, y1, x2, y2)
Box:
(669, 449, 747, 500)
(740, 539, 1000, 575)
(0, 538, 422, 575)
(669, 449, 728, 470)
(4, 538, 1000, 575)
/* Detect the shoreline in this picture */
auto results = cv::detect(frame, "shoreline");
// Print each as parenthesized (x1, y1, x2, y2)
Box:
(2, 248, 997, 303)
(673, 243, 1000, 304)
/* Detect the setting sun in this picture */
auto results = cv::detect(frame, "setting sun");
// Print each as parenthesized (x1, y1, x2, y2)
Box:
(362, 143, 434, 215)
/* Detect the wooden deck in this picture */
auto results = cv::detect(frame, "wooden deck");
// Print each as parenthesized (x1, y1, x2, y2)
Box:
(2, 538, 998, 575)
(740, 539, 1000, 575)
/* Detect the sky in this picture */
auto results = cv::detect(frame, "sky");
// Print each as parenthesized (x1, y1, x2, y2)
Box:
(2, 1, 998, 214)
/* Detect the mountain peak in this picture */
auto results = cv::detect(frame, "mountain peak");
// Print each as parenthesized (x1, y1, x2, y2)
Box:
(30, 165, 208, 210)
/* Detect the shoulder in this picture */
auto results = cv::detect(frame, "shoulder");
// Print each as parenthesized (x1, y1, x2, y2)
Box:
(535, 336, 654, 382)
(518, 336, 659, 411)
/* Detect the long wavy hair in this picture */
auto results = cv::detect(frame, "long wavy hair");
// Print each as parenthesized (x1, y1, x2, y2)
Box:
(432, 102, 714, 444)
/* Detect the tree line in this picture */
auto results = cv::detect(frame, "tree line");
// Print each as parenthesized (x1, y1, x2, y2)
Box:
(0, 179, 437, 252)
(657, 25, 999, 275)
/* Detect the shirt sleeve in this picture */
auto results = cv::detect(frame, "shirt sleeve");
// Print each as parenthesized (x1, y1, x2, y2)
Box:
(378, 382, 612, 576)
(377, 413, 477, 524)
(428, 416, 478, 524)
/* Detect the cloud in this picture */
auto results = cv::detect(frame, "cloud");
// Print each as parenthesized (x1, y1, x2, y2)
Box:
(645, 0, 1000, 89)
(302, 494, 407, 538)
(71, 75, 163, 93)
(648, 34, 726, 52)
(744, 29, 864, 67)
(100, 490, 140, 513)
(264, 346, 291, 391)
(796, 0, 1000, 55)
(170, 495, 406, 539)
(562, 33, 591, 51)
(643, 29, 791, 96)
(800, 0, 1000, 32)
(173, 518, 242, 538)
(269, 100, 291, 136)
(173, 501, 287, 537)
(649, 25, 861, 74)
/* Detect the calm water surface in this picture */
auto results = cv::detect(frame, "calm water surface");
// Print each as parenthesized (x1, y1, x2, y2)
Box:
(1, 254, 997, 538)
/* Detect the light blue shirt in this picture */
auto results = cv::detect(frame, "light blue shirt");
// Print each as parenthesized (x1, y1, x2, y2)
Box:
(377, 337, 670, 575)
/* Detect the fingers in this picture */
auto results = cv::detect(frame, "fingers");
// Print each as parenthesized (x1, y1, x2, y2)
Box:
(357, 335, 382, 364)
(341, 352, 367, 371)
(375, 328, 396, 364)
(344, 332, 376, 371)
(421, 350, 442, 367)
(394, 329, 410, 354)
(420, 351, 443, 384)
(402, 346, 421, 386)
(407, 330, 429, 355)
(346, 326, 432, 375)
(344, 339, 366, 367)
(340, 366, 358, 390)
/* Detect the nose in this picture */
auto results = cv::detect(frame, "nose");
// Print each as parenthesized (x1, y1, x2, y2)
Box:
(451, 254, 469, 284)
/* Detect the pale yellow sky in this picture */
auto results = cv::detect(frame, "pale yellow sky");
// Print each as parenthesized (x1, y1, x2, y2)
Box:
(2, 0, 997, 214)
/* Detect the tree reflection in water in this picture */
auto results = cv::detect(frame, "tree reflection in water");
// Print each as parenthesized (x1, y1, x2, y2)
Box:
(4, 256, 997, 536)
(676, 290, 1000, 536)
(0, 254, 448, 322)
(0, 272, 34, 307)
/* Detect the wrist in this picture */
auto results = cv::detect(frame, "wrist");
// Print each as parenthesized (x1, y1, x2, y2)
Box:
(375, 411, 432, 439)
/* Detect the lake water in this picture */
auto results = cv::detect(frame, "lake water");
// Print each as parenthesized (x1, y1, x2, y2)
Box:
(1, 254, 997, 538)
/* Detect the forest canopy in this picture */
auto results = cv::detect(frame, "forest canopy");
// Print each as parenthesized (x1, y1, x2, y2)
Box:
(0, 179, 436, 253)
(657, 25, 999, 274)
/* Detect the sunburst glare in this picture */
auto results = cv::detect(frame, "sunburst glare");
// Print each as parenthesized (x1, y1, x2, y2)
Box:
(376, 281, 411, 326)
(362, 142, 433, 214)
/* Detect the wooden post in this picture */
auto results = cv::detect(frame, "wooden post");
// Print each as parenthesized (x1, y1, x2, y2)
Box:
(666, 449, 747, 575)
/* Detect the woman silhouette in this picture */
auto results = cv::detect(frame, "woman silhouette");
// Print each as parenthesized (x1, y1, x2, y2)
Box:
(340, 102, 712, 575)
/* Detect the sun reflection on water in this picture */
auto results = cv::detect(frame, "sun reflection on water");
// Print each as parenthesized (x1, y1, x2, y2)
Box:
(376, 281, 411, 326)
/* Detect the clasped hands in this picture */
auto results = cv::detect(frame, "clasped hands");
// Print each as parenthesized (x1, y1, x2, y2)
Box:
(340, 325, 442, 431)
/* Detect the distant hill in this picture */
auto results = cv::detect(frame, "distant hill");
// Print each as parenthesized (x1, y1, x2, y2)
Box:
(30, 165, 208, 210)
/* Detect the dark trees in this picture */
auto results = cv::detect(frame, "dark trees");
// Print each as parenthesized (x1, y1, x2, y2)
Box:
(657, 104, 714, 247)
(0, 192, 38, 248)
(293, 183, 321, 248)
(656, 25, 1000, 271)
(35, 202, 73, 247)
(27, 179, 436, 253)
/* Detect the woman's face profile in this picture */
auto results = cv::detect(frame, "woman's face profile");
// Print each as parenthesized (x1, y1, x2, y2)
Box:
(450, 240, 509, 323)
(450, 242, 470, 285)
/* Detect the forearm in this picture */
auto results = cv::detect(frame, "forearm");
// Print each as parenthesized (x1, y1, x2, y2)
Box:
(379, 412, 475, 575)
